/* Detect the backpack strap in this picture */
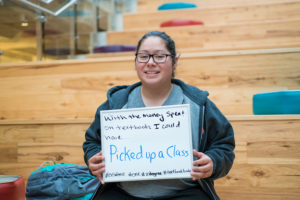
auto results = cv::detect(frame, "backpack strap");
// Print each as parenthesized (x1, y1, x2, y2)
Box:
(38, 161, 56, 169)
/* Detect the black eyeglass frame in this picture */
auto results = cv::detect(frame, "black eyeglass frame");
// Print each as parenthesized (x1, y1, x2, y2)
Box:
(135, 53, 172, 63)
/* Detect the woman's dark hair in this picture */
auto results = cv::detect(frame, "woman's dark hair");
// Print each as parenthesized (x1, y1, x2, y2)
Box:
(135, 31, 177, 66)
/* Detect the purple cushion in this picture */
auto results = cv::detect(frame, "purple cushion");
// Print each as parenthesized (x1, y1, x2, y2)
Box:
(94, 45, 136, 53)
(43, 48, 88, 55)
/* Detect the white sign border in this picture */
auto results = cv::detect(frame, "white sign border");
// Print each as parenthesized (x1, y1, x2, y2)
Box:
(100, 104, 194, 182)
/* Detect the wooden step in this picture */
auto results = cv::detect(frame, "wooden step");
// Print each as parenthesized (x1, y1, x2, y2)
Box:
(125, 1, 300, 30)
(0, 114, 299, 199)
(108, 19, 300, 52)
(137, 0, 300, 12)
(0, 48, 299, 120)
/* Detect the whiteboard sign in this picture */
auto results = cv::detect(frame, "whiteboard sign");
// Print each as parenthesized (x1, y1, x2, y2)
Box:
(100, 104, 193, 182)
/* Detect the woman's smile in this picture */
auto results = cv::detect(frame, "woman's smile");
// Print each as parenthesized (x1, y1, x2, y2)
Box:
(144, 70, 160, 77)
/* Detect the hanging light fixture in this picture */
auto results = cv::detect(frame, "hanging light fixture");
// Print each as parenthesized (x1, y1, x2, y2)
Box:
(21, 15, 29, 27)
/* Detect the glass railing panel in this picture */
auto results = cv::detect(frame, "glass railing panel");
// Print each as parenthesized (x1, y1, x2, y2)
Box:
(0, 0, 137, 63)
(18, 0, 77, 16)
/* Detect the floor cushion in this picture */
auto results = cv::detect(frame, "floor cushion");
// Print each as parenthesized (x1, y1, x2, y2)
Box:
(158, 2, 197, 10)
(94, 45, 136, 53)
(253, 90, 300, 114)
(43, 48, 88, 56)
(160, 19, 204, 27)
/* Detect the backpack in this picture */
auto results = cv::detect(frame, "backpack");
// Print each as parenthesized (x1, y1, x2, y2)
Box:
(26, 161, 99, 200)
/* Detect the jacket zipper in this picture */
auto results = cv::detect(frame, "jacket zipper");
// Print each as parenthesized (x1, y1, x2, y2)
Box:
(199, 106, 218, 200)
(198, 105, 205, 151)
(204, 180, 218, 200)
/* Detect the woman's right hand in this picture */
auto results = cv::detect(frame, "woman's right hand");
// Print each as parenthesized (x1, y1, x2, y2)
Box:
(88, 151, 105, 184)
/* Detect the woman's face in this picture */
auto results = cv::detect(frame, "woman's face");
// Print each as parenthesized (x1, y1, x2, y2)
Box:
(135, 36, 176, 88)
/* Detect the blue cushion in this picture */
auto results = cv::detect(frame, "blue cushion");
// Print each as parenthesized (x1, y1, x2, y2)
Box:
(253, 90, 300, 114)
(26, 161, 99, 200)
(158, 2, 197, 10)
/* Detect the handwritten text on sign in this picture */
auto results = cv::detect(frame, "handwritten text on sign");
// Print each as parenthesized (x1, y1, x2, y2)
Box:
(100, 104, 193, 182)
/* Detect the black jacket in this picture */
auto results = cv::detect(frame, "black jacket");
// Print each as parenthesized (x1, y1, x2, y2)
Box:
(83, 79, 235, 200)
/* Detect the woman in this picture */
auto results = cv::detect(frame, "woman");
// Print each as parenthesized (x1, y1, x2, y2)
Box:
(83, 31, 235, 200)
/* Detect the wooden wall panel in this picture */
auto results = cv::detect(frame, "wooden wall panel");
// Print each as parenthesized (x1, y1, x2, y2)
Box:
(17, 143, 84, 164)
(217, 183, 300, 200)
(125, 1, 300, 30)
(0, 122, 89, 171)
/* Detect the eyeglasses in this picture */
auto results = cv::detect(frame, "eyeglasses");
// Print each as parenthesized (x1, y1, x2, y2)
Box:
(135, 53, 172, 63)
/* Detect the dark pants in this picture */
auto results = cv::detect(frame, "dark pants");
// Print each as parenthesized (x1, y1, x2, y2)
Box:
(96, 184, 211, 200)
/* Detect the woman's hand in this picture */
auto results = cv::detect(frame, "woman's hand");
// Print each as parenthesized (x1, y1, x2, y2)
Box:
(88, 152, 105, 184)
(191, 149, 213, 180)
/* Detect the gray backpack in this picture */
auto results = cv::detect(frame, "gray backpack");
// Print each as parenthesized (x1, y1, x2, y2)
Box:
(26, 161, 99, 200)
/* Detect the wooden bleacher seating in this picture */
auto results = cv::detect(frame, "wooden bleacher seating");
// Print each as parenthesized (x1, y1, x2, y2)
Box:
(0, 0, 299, 199)
(136, 0, 300, 13)
(217, 115, 300, 199)
(107, 19, 300, 52)
(125, 1, 300, 30)
(0, 48, 299, 120)
(0, 115, 299, 200)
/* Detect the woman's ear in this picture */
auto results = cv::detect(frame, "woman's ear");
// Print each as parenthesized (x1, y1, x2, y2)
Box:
(172, 55, 179, 77)
(174, 56, 179, 66)
(174, 54, 180, 68)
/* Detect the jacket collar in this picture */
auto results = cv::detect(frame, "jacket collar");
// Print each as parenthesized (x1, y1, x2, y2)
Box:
(106, 79, 208, 109)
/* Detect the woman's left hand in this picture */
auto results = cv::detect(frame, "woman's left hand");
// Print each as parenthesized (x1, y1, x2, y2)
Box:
(191, 149, 213, 180)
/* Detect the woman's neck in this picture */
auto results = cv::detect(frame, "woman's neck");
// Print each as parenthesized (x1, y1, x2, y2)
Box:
(141, 83, 173, 107)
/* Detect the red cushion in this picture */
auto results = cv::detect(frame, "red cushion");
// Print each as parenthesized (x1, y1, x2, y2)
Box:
(0, 176, 25, 200)
(160, 19, 204, 27)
